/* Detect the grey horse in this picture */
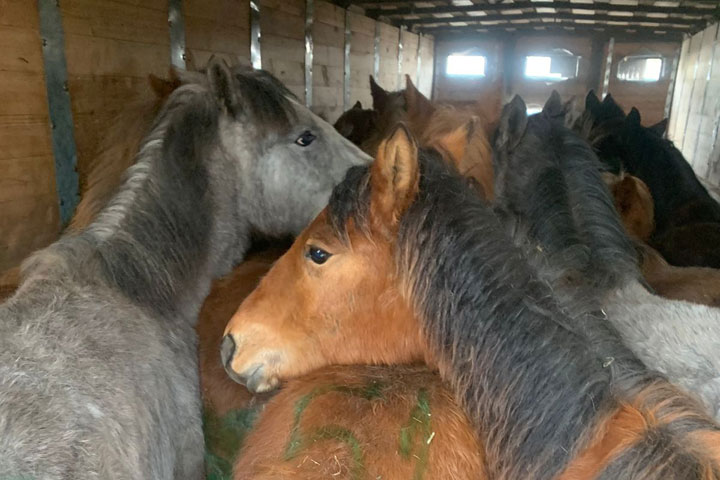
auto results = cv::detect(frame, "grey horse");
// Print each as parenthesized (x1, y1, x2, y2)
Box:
(0, 59, 370, 479)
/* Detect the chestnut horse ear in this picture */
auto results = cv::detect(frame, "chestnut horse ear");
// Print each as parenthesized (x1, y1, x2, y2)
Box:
(435, 117, 476, 170)
(404, 75, 435, 119)
(370, 124, 420, 229)
(370, 75, 389, 112)
(648, 118, 668, 136)
(207, 56, 239, 115)
(495, 95, 528, 151)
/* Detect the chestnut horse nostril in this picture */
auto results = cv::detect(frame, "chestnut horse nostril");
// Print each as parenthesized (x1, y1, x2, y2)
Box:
(220, 335, 236, 369)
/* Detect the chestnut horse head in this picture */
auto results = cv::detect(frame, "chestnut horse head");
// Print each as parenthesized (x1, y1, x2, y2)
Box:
(603, 172, 655, 241)
(222, 125, 429, 393)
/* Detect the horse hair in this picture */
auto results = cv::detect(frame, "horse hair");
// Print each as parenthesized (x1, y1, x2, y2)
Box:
(326, 146, 720, 479)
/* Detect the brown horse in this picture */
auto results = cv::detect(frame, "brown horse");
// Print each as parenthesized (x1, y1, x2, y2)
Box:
(234, 365, 484, 479)
(604, 172, 720, 308)
(332, 101, 378, 148)
(224, 125, 720, 479)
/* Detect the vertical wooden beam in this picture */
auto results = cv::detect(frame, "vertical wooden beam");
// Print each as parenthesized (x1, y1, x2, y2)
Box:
(343, 9, 351, 110)
(250, 0, 262, 69)
(168, 0, 186, 69)
(304, 0, 314, 108)
(693, 24, 719, 174)
(601, 37, 614, 98)
(38, 0, 79, 227)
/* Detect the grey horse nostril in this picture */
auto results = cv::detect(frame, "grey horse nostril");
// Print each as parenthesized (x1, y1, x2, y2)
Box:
(220, 335, 236, 368)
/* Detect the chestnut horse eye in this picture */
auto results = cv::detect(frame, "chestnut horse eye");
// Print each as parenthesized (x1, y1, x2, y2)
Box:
(306, 246, 331, 265)
(295, 131, 316, 147)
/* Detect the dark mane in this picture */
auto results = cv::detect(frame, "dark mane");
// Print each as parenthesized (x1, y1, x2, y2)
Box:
(231, 67, 298, 136)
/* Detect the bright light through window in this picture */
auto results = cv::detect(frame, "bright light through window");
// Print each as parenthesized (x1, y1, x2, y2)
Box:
(446, 55, 486, 76)
(617, 56, 663, 82)
(525, 56, 563, 80)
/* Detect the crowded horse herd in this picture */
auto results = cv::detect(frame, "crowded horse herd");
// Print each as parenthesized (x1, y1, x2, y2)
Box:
(3, 57, 720, 479)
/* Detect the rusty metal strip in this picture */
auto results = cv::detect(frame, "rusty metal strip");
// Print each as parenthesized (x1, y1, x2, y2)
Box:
(168, 0, 186, 69)
(250, 0, 262, 69)
(37, 0, 79, 226)
(601, 37, 614, 99)
(398, 25, 405, 88)
(305, 0, 314, 108)
(344, 9, 351, 110)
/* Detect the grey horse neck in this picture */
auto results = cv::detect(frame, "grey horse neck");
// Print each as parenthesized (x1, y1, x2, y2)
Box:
(24, 85, 248, 322)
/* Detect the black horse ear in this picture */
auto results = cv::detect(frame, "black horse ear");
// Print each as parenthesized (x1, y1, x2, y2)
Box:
(648, 118, 668, 136)
(353, 100, 363, 109)
(626, 107, 642, 127)
(496, 95, 528, 151)
(586, 90, 601, 111)
(370, 75, 389, 112)
(207, 56, 239, 115)
(543, 90, 564, 118)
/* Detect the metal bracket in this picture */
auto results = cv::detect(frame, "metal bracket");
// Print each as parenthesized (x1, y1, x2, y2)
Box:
(416, 33, 422, 86)
(373, 22, 380, 79)
(305, 0, 314, 108)
(168, 0, 186, 69)
(601, 37, 614, 99)
(251, 0, 262, 69)
(38, 0, 79, 227)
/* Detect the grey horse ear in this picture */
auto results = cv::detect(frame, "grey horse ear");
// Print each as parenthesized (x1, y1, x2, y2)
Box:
(496, 95, 528, 151)
(543, 90, 563, 118)
(207, 56, 239, 115)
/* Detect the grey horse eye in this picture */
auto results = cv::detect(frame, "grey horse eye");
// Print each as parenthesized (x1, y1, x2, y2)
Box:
(295, 131, 316, 147)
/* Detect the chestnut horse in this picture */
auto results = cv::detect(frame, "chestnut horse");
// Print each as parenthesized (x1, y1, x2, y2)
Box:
(235, 365, 483, 479)
(224, 125, 720, 479)
(604, 172, 720, 308)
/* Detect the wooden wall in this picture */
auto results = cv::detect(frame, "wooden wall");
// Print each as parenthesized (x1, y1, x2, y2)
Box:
(61, 0, 170, 193)
(0, 1, 433, 272)
(668, 22, 720, 187)
(0, 0, 59, 272)
(607, 41, 679, 126)
(433, 34, 679, 123)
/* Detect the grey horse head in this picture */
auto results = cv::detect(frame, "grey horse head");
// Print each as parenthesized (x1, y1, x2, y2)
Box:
(202, 60, 372, 239)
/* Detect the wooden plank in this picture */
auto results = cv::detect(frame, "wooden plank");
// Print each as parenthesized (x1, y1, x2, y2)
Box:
(348, 11, 374, 37)
(260, 6, 304, 41)
(668, 36, 691, 141)
(0, 0, 40, 30)
(0, 115, 53, 161)
(673, 30, 703, 155)
(60, 0, 169, 45)
(64, 33, 169, 77)
(0, 26, 45, 73)
(0, 194, 59, 272)
(313, 22, 344, 47)
(0, 71, 50, 116)
(185, 16, 249, 55)
(315, 1, 344, 28)
(0, 156, 57, 205)
(313, 45, 343, 68)
(67, 75, 154, 114)
(260, 0, 304, 17)
(185, 0, 250, 27)
(313, 64, 343, 87)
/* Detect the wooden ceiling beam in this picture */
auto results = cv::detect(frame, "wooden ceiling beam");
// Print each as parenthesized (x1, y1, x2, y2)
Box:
(425, 24, 686, 42)
(364, 1, 720, 21)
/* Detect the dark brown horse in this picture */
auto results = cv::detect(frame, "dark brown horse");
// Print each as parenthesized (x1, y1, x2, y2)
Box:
(224, 125, 720, 479)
